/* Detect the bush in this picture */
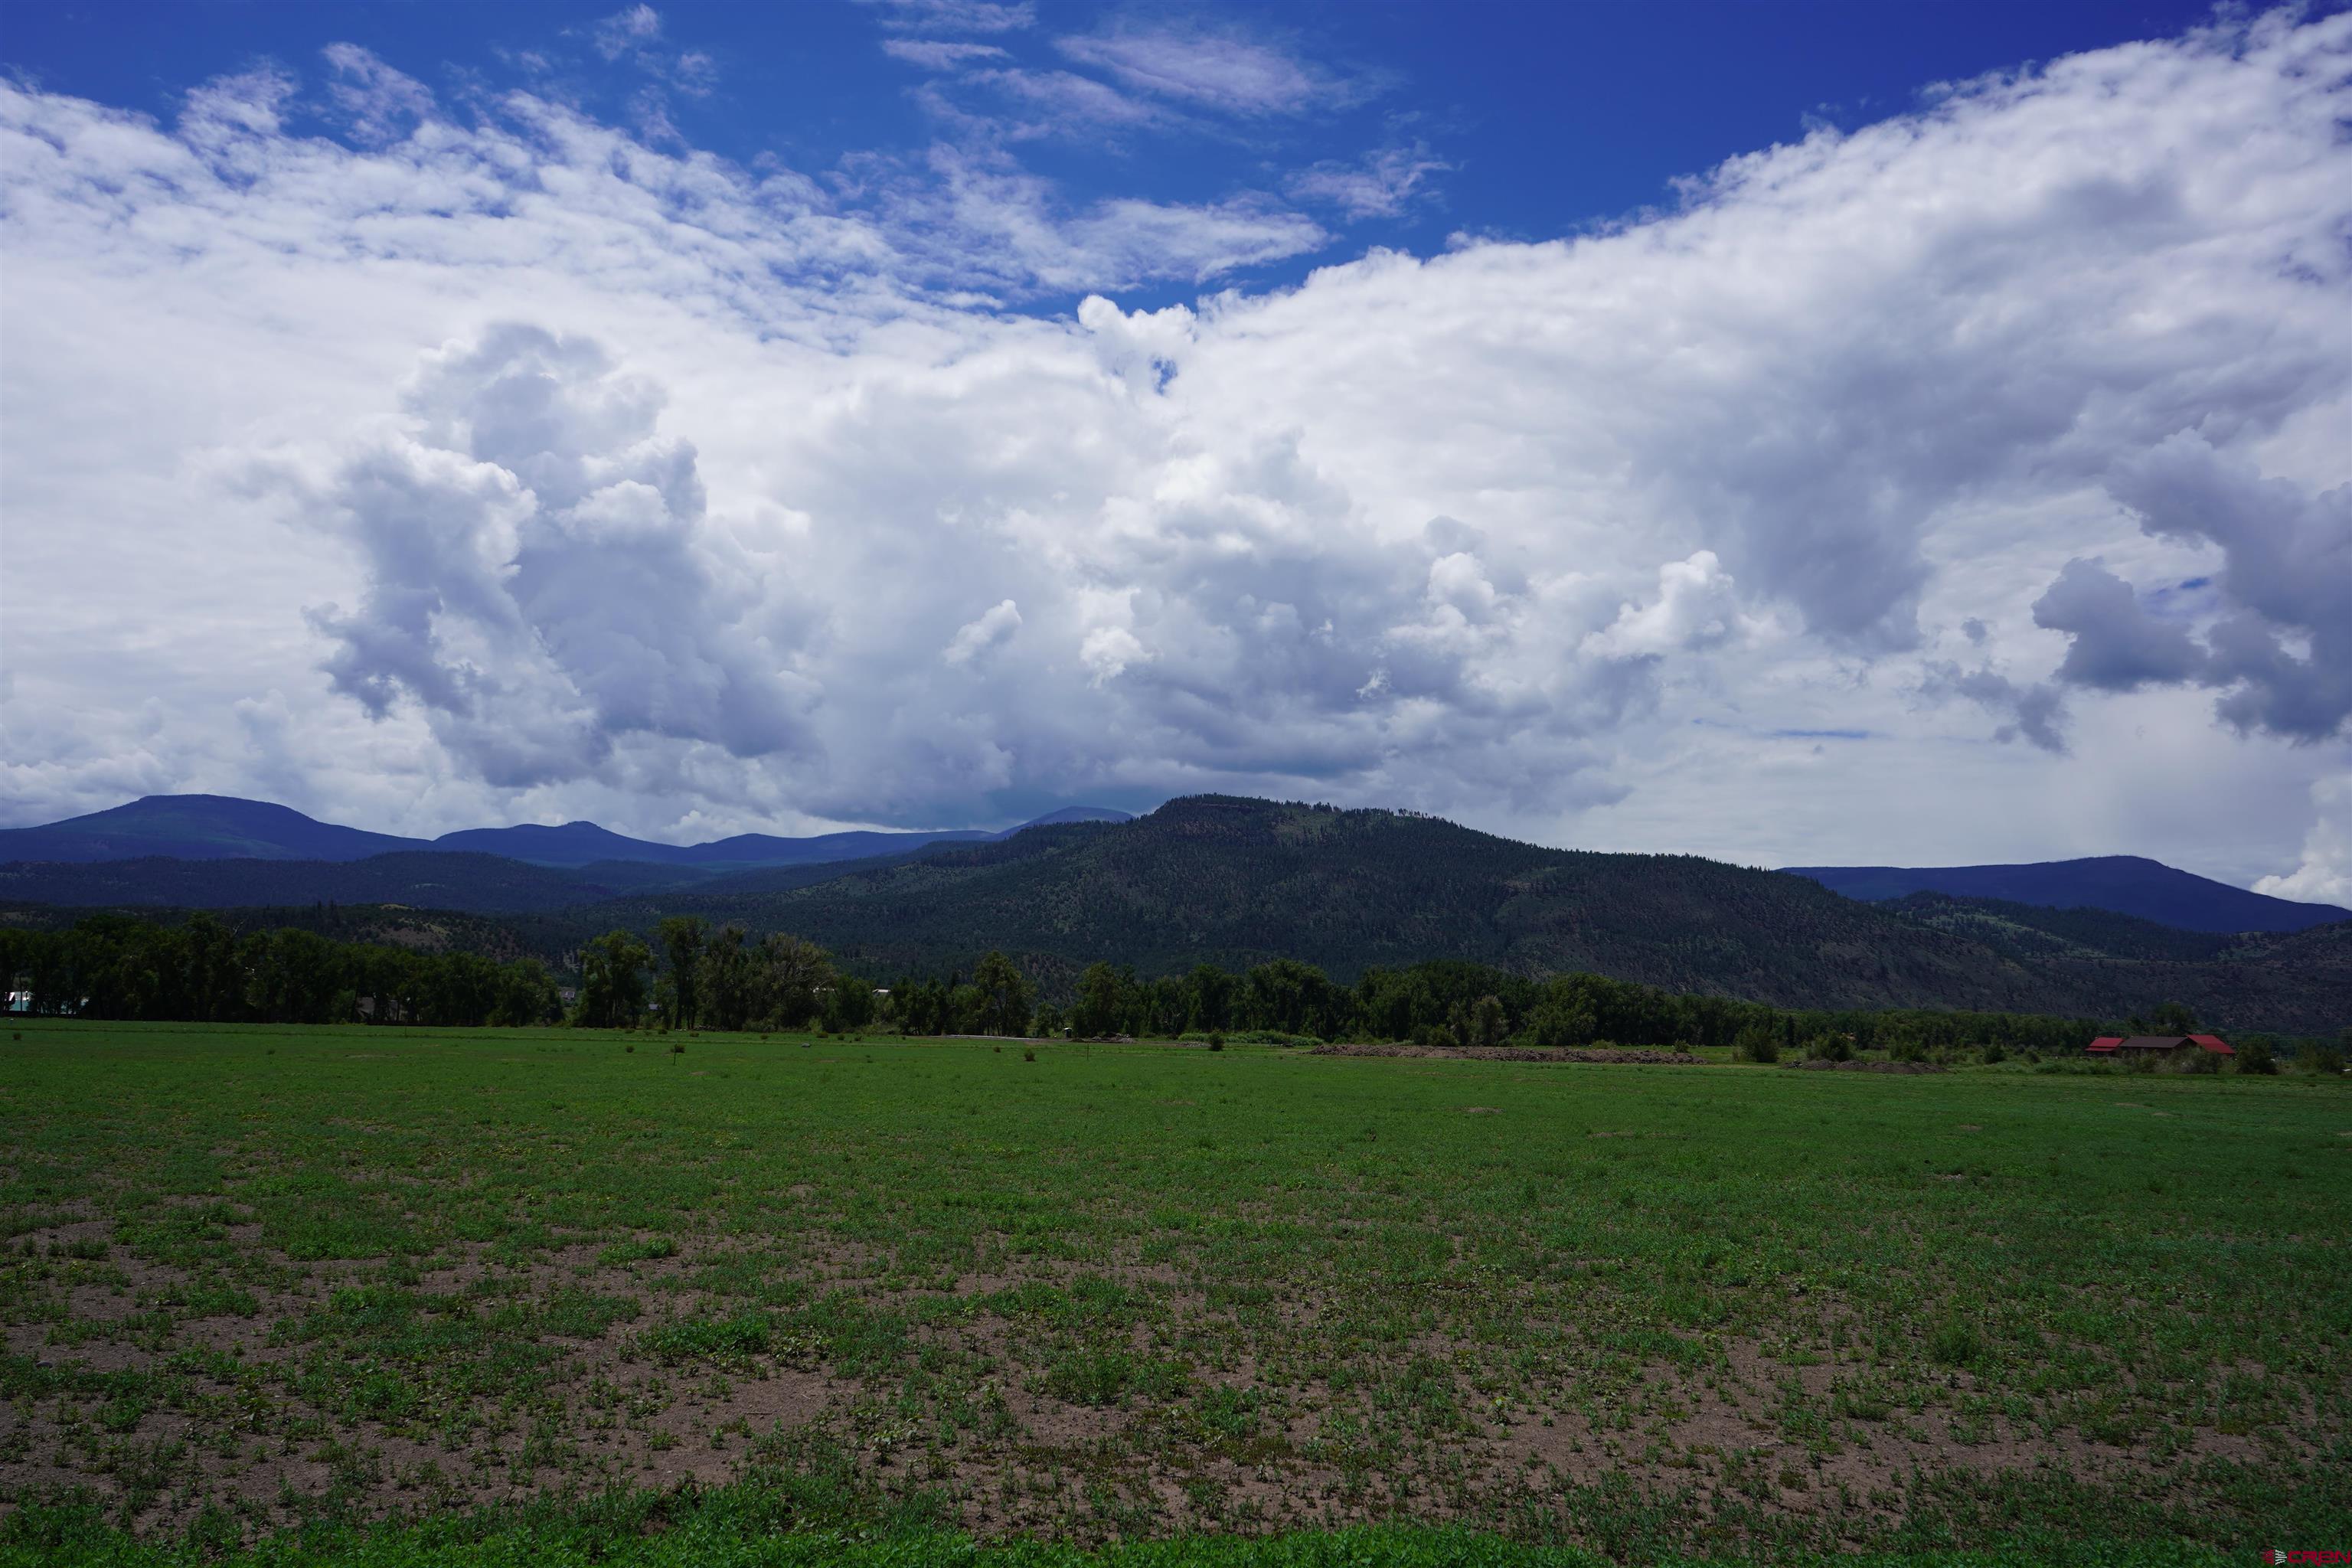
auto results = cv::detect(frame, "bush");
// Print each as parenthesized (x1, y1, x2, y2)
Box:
(1929, 1318, 1985, 1368)
(1182, 1029, 1319, 1048)
(1980, 1040, 2007, 1065)
(1804, 1034, 1852, 1063)
(1207, 1034, 1224, 1052)
(1732, 1024, 1779, 1063)
(2299, 1044, 2345, 1076)
(1022, 1048, 1035, 1062)
(2234, 1037, 2277, 1075)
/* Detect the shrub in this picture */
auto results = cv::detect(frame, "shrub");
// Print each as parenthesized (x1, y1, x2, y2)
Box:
(1732, 1025, 1779, 1063)
(1805, 1034, 1852, 1063)
(1022, 1048, 1036, 1063)
(2234, 1037, 2277, 1075)
(1207, 1035, 1224, 1052)
(2300, 1044, 2345, 1076)
(1929, 1318, 1984, 1368)
(1980, 1041, 2007, 1066)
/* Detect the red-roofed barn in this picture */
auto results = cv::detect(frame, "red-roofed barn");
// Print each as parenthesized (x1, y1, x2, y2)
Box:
(2088, 1034, 2235, 1058)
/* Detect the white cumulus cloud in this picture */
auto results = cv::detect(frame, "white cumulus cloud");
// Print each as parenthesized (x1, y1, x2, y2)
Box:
(0, 11, 2345, 889)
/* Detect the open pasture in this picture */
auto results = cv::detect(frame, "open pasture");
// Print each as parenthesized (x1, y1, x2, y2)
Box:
(1, 1022, 2345, 1561)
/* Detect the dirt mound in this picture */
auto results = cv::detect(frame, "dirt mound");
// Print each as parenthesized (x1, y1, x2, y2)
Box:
(1311, 1044, 1703, 1064)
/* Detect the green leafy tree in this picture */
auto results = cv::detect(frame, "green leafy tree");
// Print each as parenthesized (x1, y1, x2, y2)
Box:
(1529, 979, 1597, 1048)
(753, 933, 834, 1031)
(577, 930, 653, 1029)
(698, 926, 756, 1032)
(657, 916, 707, 1031)
(1185, 964, 1234, 1033)
(1071, 962, 1125, 1037)
(489, 958, 562, 1027)
(970, 950, 1034, 1037)
(825, 972, 876, 1034)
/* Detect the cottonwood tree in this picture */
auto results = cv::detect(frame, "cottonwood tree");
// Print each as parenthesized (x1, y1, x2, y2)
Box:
(577, 930, 653, 1029)
(755, 933, 833, 1030)
(970, 949, 1034, 1037)
(657, 916, 707, 1030)
(697, 925, 755, 1032)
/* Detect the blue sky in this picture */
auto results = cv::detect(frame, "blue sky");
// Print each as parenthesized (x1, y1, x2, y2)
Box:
(2, 2, 2347, 897)
(11, 0, 2229, 309)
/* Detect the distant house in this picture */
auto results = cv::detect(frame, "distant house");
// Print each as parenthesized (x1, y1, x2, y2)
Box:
(7, 991, 80, 1015)
(2087, 1034, 2233, 1059)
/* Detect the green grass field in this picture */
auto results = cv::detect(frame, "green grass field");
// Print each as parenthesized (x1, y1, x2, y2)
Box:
(2, 1021, 2345, 1563)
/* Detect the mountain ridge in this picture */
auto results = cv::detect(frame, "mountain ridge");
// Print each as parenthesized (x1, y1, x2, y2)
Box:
(5, 795, 2346, 1031)
(1785, 854, 2346, 934)
(0, 794, 1133, 872)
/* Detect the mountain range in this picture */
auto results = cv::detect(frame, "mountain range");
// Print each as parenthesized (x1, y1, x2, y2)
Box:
(4, 793, 2347, 1032)
(1784, 856, 2345, 933)
(0, 794, 1131, 872)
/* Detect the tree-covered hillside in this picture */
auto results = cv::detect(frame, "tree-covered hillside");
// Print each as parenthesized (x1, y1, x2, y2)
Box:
(552, 796, 2076, 1011)
(0, 852, 703, 911)
(1878, 891, 2240, 963)
(11, 797, 2346, 1031)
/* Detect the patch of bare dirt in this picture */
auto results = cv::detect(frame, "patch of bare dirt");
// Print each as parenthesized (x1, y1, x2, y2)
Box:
(1313, 1045, 1704, 1065)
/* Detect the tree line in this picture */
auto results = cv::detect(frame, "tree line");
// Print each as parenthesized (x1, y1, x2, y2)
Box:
(0, 914, 561, 1027)
(4, 912, 2211, 1054)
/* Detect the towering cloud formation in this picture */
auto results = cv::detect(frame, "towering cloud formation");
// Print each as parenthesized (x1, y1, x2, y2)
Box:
(0, 11, 2345, 884)
(305, 326, 815, 787)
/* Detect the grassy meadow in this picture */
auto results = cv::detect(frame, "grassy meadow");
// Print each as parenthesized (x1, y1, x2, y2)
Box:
(1, 1021, 2346, 1563)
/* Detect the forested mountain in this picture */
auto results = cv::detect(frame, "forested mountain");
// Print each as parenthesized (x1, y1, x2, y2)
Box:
(0, 853, 699, 913)
(524, 797, 2079, 1011)
(8, 796, 2345, 1031)
(1879, 891, 2239, 963)
(0, 794, 1132, 871)
(2022, 920, 2352, 1036)
(0, 795, 430, 864)
(1786, 854, 2346, 933)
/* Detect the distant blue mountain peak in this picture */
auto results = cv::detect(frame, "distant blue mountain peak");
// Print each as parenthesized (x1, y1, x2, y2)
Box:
(1783, 855, 2346, 934)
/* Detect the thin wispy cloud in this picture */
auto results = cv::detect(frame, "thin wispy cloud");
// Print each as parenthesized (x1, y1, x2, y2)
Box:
(882, 39, 1011, 70)
(583, 5, 717, 96)
(1287, 142, 1449, 218)
(1055, 24, 1372, 116)
(864, 0, 1036, 37)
